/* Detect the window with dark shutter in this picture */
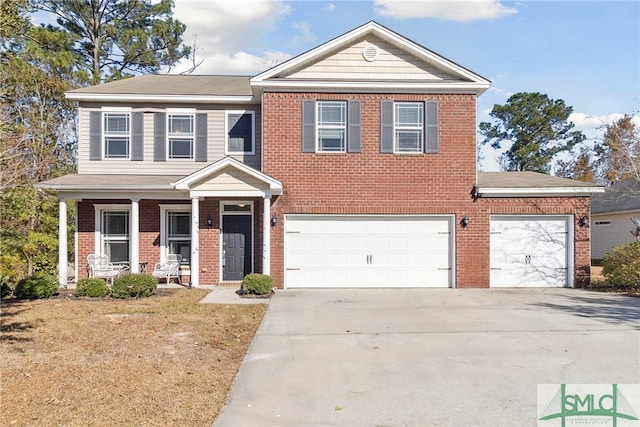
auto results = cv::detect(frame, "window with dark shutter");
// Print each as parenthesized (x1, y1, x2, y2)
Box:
(347, 100, 361, 153)
(302, 99, 316, 153)
(89, 111, 102, 160)
(131, 112, 144, 161)
(154, 113, 166, 162)
(195, 113, 208, 162)
(425, 101, 439, 153)
(380, 100, 394, 153)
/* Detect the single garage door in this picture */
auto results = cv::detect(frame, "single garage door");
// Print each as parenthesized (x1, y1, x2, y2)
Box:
(285, 215, 453, 288)
(490, 216, 571, 287)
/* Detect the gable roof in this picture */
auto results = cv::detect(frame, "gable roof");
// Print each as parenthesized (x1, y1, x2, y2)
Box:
(65, 75, 253, 103)
(251, 21, 490, 95)
(172, 156, 283, 196)
(592, 179, 640, 214)
(477, 172, 604, 197)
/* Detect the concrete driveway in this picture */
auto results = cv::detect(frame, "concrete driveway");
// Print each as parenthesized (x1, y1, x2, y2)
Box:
(213, 288, 640, 426)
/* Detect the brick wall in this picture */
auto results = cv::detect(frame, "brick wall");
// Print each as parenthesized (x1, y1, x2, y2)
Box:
(262, 91, 592, 289)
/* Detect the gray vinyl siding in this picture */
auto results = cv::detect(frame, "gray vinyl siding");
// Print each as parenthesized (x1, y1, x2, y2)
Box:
(591, 212, 640, 260)
(77, 104, 262, 175)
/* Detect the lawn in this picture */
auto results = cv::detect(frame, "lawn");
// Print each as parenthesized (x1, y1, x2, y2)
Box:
(0, 288, 266, 426)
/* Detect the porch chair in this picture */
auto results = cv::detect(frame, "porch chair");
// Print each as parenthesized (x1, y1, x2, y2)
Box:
(152, 254, 182, 285)
(87, 254, 119, 285)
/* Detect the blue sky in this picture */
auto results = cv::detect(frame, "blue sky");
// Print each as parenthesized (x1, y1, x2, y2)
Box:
(171, 1, 638, 170)
(35, 1, 640, 170)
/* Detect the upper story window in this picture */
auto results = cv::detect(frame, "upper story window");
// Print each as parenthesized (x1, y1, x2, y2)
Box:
(317, 101, 346, 152)
(394, 102, 423, 153)
(380, 100, 438, 154)
(226, 111, 255, 155)
(302, 99, 361, 153)
(103, 110, 130, 158)
(167, 110, 195, 159)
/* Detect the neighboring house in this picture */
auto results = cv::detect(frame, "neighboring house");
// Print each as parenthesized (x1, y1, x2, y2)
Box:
(591, 179, 640, 262)
(38, 21, 603, 289)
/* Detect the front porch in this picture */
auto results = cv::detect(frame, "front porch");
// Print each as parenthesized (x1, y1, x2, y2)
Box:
(39, 157, 283, 287)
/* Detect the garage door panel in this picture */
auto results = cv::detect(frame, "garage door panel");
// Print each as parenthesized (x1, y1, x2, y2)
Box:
(285, 215, 452, 288)
(490, 216, 569, 288)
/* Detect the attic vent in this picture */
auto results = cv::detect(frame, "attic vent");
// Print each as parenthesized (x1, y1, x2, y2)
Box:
(362, 45, 378, 62)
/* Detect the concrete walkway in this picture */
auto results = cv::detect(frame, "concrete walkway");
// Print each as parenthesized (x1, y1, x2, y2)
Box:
(214, 288, 640, 427)
(199, 286, 270, 305)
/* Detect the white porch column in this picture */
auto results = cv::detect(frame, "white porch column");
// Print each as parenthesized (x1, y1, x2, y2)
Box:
(191, 197, 200, 287)
(130, 198, 140, 273)
(262, 194, 271, 276)
(58, 197, 68, 286)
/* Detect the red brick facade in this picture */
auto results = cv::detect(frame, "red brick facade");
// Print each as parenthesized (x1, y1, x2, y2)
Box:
(262, 92, 592, 289)
(73, 92, 592, 289)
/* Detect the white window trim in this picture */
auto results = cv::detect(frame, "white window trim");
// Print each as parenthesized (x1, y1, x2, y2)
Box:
(225, 110, 256, 155)
(316, 101, 347, 153)
(101, 107, 132, 160)
(219, 201, 254, 282)
(393, 102, 424, 154)
(159, 204, 192, 263)
(166, 108, 196, 161)
(93, 204, 131, 259)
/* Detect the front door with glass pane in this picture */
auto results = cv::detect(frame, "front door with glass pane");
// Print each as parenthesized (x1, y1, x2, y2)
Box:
(222, 215, 252, 281)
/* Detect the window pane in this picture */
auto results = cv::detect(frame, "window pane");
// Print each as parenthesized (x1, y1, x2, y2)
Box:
(396, 130, 423, 152)
(169, 241, 191, 264)
(223, 204, 251, 212)
(319, 129, 345, 151)
(106, 241, 129, 263)
(105, 114, 129, 134)
(168, 115, 193, 136)
(169, 138, 193, 159)
(103, 211, 129, 237)
(228, 113, 253, 152)
(318, 102, 345, 126)
(105, 137, 129, 158)
(395, 103, 423, 126)
(168, 212, 191, 237)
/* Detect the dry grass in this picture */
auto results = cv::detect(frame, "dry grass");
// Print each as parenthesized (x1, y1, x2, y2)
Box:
(1, 289, 266, 426)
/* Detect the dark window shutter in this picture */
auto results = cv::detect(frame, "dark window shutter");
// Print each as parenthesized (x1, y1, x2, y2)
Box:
(154, 113, 166, 162)
(380, 100, 394, 153)
(89, 111, 101, 160)
(347, 100, 361, 153)
(425, 101, 439, 153)
(131, 112, 144, 161)
(195, 113, 208, 162)
(302, 99, 316, 153)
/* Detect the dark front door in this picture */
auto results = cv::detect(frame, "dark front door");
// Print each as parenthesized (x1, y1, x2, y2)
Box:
(222, 215, 252, 281)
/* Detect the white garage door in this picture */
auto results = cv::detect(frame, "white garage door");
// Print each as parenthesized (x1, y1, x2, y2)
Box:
(284, 215, 452, 288)
(490, 216, 571, 287)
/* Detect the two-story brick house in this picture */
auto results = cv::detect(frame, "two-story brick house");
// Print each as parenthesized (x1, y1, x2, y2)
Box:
(39, 21, 602, 289)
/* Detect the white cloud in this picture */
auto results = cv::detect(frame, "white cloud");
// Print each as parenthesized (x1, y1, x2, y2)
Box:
(374, 0, 517, 22)
(290, 21, 316, 46)
(325, 3, 337, 12)
(169, 0, 292, 75)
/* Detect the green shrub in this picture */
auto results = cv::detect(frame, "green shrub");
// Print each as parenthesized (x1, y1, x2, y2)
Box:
(241, 273, 273, 295)
(111, 274, 157, 299)
(14, 274, 59, 299)
(602, 241, 640, 288)
(75, 278, 110, 297)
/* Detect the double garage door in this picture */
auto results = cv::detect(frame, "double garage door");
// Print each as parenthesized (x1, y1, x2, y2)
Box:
(284, 215, 453, 288)
(283, 215, 571, 288)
